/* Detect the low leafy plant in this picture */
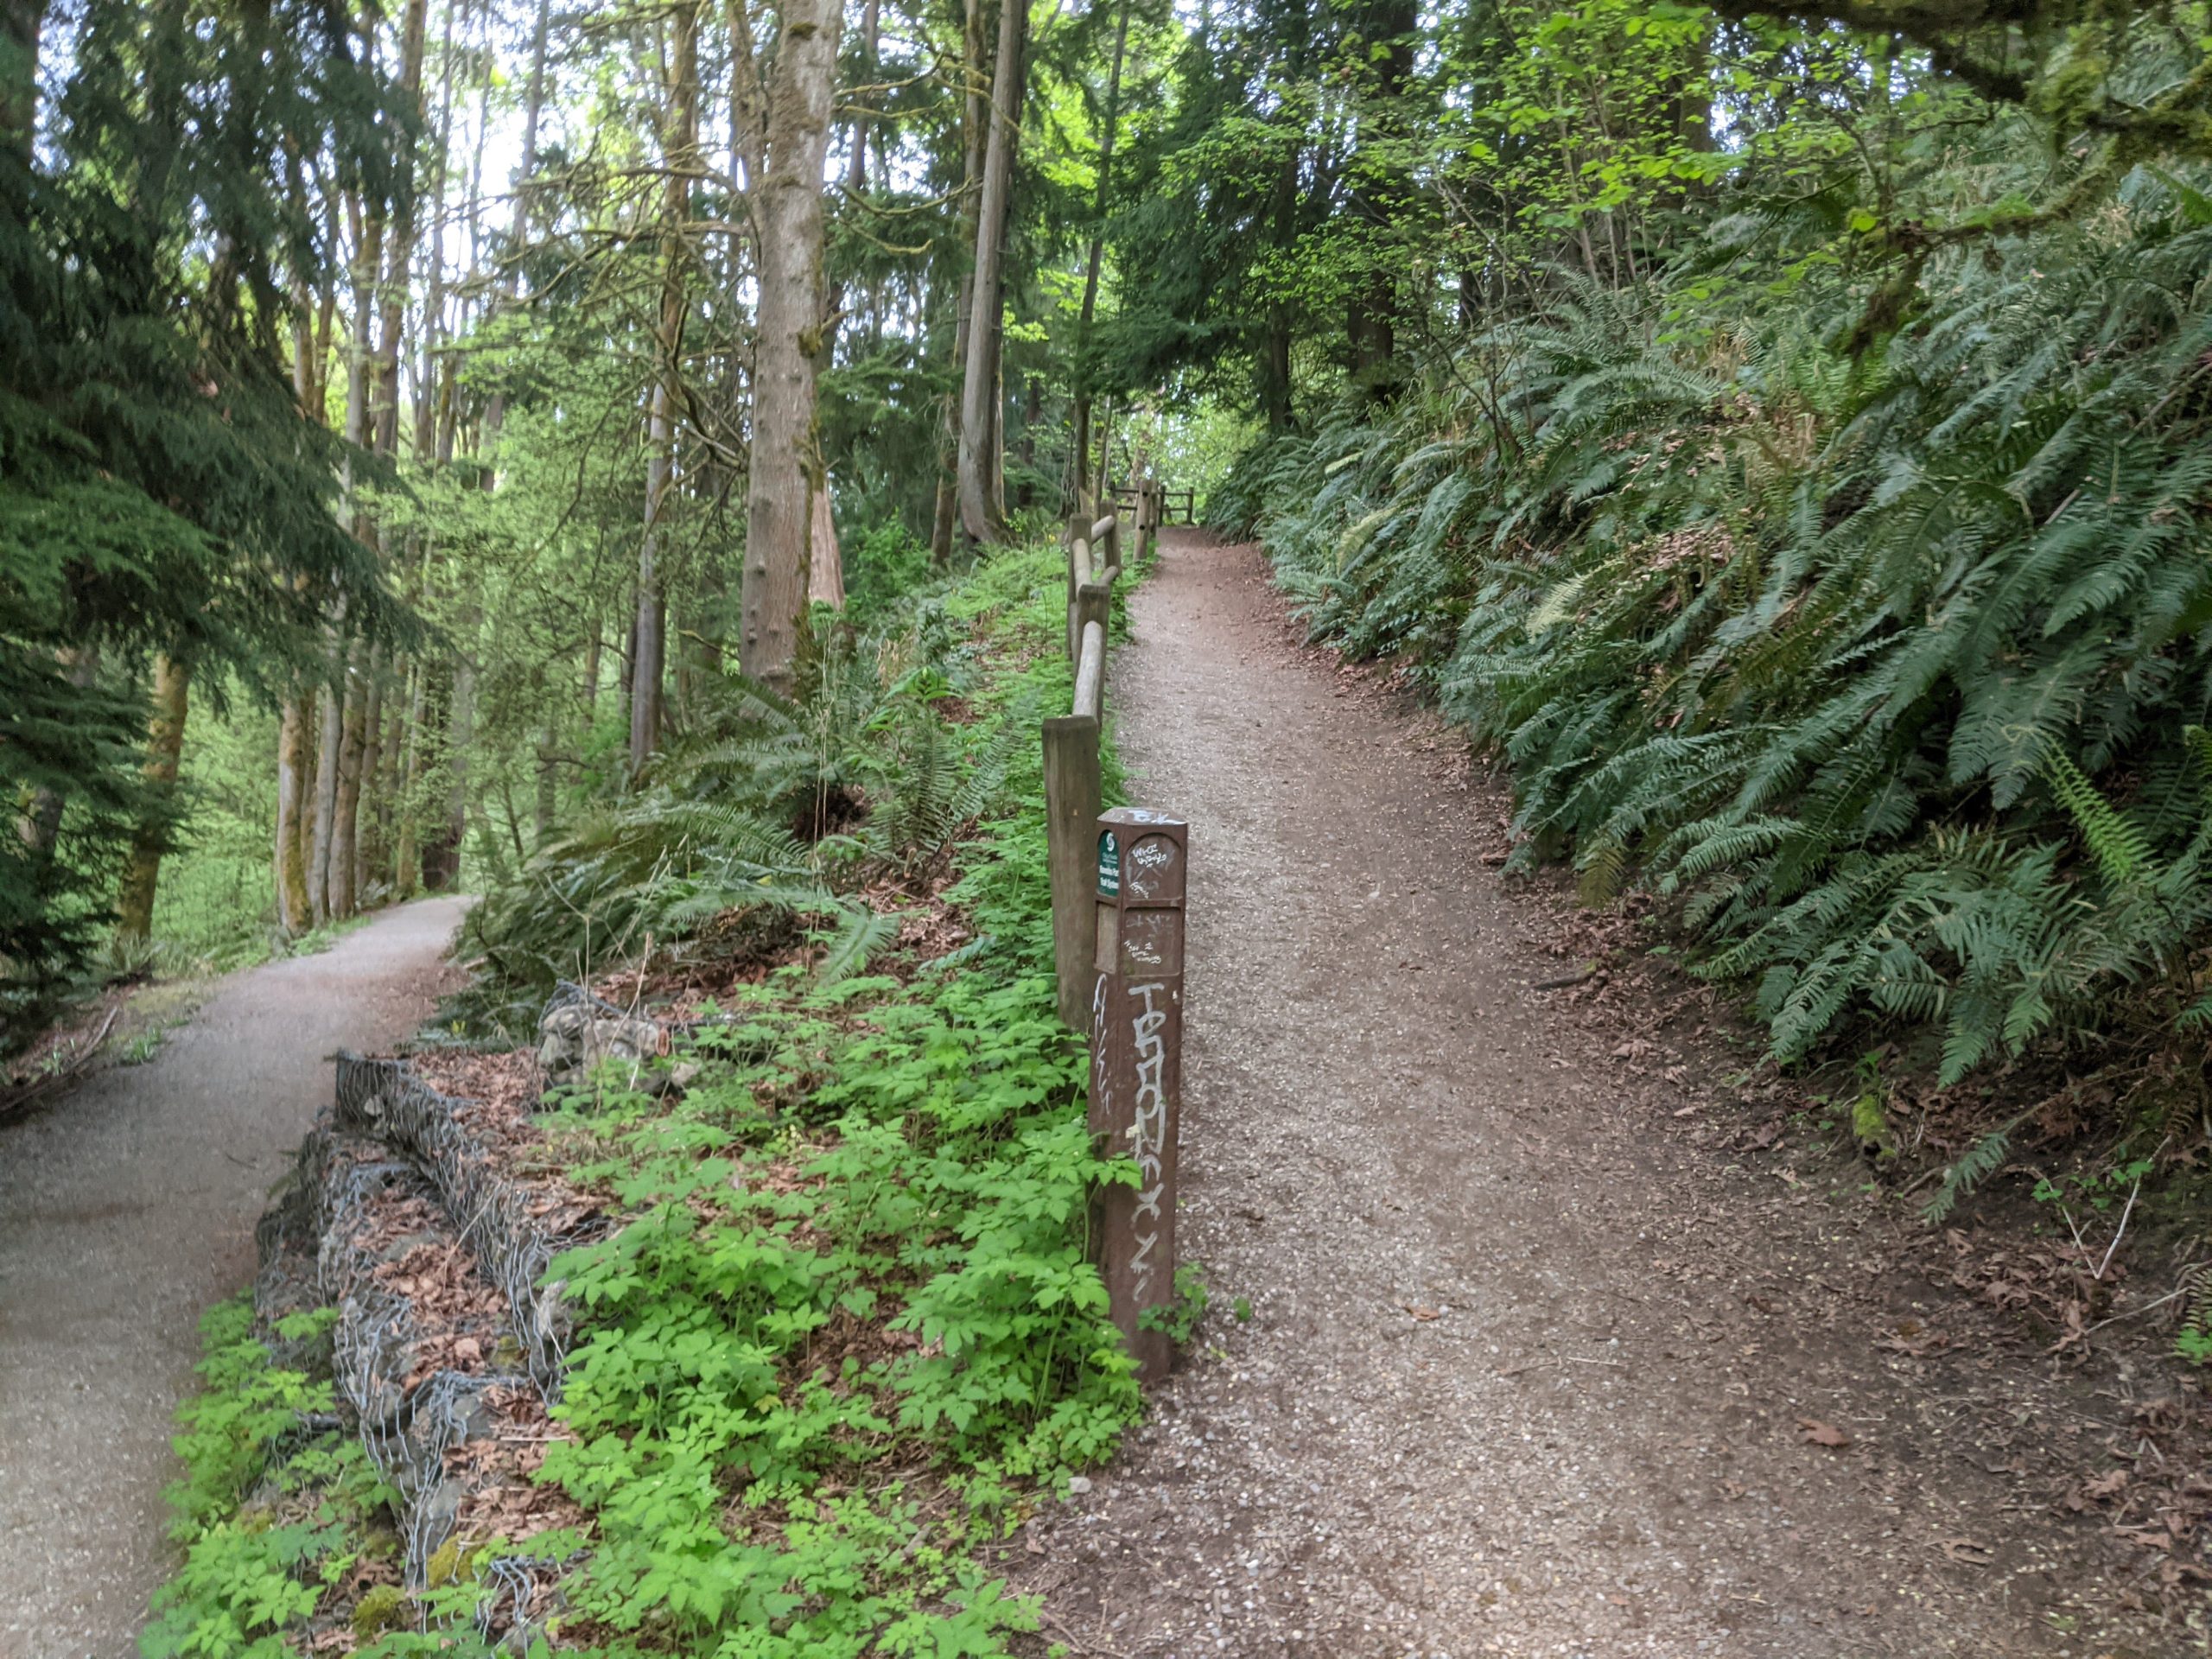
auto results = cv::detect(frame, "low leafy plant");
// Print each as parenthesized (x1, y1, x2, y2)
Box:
(142, 1300, 418, 1659)
(512, 543, 1146, 1655)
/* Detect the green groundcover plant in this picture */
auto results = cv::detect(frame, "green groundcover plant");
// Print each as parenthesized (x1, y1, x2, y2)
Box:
(145, 541, 1147, 1656)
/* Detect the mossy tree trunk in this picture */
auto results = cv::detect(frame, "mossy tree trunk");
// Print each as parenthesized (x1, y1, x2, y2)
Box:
(114, 653, 191, 949)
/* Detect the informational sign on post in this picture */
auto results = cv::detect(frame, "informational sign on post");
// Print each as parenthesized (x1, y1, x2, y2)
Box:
(1089, 806, 1187, 1383)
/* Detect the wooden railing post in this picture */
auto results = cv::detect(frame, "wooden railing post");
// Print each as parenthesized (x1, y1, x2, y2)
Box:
(1076, 581, 1111, 705)
(1089, 807, 1188, 1383)
(1043, 715, 1103, 1030)
(1065, 514, 1092, 661)
(1092, 511, 1119, 576)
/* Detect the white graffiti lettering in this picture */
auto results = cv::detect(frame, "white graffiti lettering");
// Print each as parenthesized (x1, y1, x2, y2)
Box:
(1126, 981, 1172, 1302)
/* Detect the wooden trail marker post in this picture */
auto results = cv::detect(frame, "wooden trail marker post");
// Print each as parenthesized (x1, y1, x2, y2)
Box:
(1089, 806, 1187, 1383)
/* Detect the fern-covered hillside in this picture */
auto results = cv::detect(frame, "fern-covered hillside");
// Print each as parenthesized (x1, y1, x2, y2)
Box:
(1217, 197, 2212, 1122)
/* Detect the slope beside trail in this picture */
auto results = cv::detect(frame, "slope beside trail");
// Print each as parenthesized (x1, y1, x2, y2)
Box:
(1017, 531, 2162, 1659)
(0, 896, 468, 1659)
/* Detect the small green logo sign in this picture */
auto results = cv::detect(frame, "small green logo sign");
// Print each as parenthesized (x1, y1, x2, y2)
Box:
(1096, 830, 1121, 896)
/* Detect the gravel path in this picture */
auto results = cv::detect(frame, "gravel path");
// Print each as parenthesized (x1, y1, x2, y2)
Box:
(1020, 533, 2156, 1659)
(0, 897, 467, 1659)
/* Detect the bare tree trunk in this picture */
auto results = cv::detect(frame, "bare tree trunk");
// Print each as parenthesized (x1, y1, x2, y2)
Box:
(355, 654, 384, 899)
(1, 0, 44, 175)
(929, 0, 988, 566)
(373, 0, 429, 460)
(415, 0, 456, 463)
(810, 480, 845, 609)
(276, 693, 313, 931)
(956, 0, 1025, 543)
(583, 620, 601, 721)
(628, 0, 697, 767)
(480, 0, 551, 448)
(1071, 0, 1130, 497)
(739, 0, 841, 691)
(848, 0, 877, 190)
(393, 665, 422, 898)
(294, 690, 318, 906)
(309, 667, 343, 922)
(114, 654, 190, 948)
(436, 661, 472, 891)
(328, 641, 367, 919)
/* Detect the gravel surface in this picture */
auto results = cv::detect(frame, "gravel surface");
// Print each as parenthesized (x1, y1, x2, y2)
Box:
(0, 897, 467, 1659)
(1015, 532, 2167, 1659)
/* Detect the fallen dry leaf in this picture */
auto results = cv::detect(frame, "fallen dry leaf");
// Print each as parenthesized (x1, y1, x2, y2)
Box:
(1797, 1418, 1853, 1449)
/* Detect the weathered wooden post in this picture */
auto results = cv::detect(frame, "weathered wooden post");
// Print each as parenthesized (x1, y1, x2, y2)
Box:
(1076, 580, 1111, 671)
(1065, 515, 1093, 661)
(1093, 509, 1119, 576)
(1043, 713, 1102, 1030)
(1090, 806, 1187, 1383)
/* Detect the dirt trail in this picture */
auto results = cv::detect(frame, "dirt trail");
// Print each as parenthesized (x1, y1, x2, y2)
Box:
(0, 897, 467, 1659)
(1022, 532, 2159, 1658)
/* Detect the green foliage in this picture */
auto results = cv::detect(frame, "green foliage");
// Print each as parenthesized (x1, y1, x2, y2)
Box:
(1923, 1109, 2035, 1225)
(1248, 188, 2212, 1092)
(1136, 1263, 1211, 1346)
(141, 1300, 398, 1659)
(2, 0, 411, 1046)
(500, 543, 1144, 1655)
(2178, 1262, 2212, 1364)
(842, 523, 939, 627)
(448, 605, 1005, 1036)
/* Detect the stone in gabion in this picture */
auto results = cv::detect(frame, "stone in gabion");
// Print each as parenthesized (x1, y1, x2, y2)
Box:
(534, 1001, 670, 1087)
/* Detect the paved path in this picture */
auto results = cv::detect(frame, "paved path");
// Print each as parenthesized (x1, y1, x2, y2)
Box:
(1022, 532, 2149, 1658)
(0, 897, 467, 1659)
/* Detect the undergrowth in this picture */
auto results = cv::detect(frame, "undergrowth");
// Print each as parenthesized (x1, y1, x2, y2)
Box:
(517, 553, 1143, 1651)
(144, 540, 1150, 1655)
(142, 1299, 423, 1659)
(1225, 187, 2212, 1140)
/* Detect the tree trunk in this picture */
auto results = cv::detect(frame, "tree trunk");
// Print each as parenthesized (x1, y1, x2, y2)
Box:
(1345, 0, 1415, 400)
(309, 671, 343, 922)
(739, 0, 841, 690)
(583, 620, 601, 721)
(1, 0, 42, 174)
(429, 660, 472, 891)
(1016, 373, 1039, 508)
(114, 654, 190, 948)
(930, 0, 990, 565)
(294, 689, 318, 904)
(1070, 0, 1130, 497)
(848, 0, 876, 190)
(328, 642, 367, 919)
(355, 654, 384, 900)
(394, 665, 423, 898)
(373, 0, 429, 459)
(629, 0, 698, 767)
(276, 692, 313, 931)
(535, 718, 557, 845)
(810, 480, 845, 609)
(956, 0, 1025, 543)
(480, 0, 551, 447)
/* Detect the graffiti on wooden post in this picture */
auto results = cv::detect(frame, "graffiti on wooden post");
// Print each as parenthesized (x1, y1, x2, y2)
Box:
(1089, 806, 1187, 1382)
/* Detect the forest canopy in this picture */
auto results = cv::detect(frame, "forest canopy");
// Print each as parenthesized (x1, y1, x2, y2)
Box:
(7, 0, 2212, 1102)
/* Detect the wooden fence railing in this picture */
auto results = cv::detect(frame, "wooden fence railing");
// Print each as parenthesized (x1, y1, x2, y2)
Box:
(1038, 480, 1185, 1382)
(1044, 503, 1122, 1029)
(1111, 479, 1196, 526)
